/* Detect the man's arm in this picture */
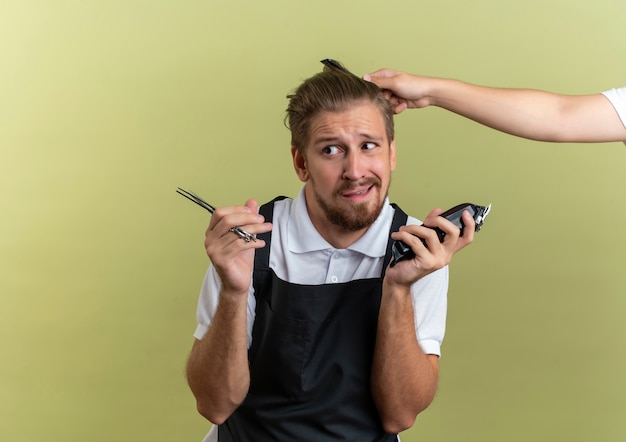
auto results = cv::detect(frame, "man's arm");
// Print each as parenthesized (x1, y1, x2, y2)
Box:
(186, 286, 250, 424)
(371, 281, 439, 433)
(186, 199, 272, 424)
(365, 69, 626, 143)
(371, 210, 474, 433)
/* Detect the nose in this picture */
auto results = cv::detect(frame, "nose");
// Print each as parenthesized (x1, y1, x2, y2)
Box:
(342, 151, 366, 181)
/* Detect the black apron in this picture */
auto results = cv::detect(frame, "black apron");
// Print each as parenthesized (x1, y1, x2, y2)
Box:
(219, 197, 408, 441)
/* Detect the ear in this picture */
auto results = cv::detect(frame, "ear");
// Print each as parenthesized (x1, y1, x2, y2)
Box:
(291, 146, 309, 182)
(389, 138, 397, 172)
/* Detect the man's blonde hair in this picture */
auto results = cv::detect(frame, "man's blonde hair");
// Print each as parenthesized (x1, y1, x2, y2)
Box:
(285, 60, 394, 152)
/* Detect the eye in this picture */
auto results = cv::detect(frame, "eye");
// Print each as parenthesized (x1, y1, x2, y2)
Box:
(322, 145, 341, 155)
(362, 141, 377, 150)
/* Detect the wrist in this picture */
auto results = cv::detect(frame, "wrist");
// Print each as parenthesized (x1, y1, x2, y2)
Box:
(383, 278, 412, 299)
(219, 286, 250, 305)
(428, 78, 464, 109)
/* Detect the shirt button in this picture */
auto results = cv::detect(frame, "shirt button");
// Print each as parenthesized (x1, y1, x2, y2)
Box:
(331, 276, 338, 283)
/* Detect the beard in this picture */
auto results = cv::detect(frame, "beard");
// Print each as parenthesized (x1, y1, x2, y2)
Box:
(313, 177, 387, 232)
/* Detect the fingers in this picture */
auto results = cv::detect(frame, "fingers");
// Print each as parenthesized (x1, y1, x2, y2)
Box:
(363, 69, 399, 88)
(366, 68, 434, 113)
(202, 200, 273, 295)
(393, 102, 408, 114)
(455, 210, 476, 251)
(423, 209, 475, 253)
(204, 200, 272, 255)
(388, 226, 449, 285)
(396, 207, 476, 259)
(393, 224, 440, 255)
(377, 92, 410, 114)
(206, 200, 259, 235)
(364, 70, 408, 114)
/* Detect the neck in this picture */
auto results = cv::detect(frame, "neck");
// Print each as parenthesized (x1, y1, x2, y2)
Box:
(314, 222, 368, 249)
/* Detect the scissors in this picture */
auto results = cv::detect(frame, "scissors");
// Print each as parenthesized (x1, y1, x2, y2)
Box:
(176, 187, 257, 243)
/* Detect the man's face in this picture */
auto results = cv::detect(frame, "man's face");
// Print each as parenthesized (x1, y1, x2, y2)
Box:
(292, 101, 396, 235)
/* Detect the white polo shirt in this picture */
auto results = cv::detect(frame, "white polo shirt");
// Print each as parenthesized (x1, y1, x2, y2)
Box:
(194, 186, 448, 355)
(601, 86, 626, 144)
(194, 186, 449, 442)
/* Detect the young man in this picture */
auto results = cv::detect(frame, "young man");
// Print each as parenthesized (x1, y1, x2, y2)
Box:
(365, 69, 626, 144)
(186, 61, 475, 441)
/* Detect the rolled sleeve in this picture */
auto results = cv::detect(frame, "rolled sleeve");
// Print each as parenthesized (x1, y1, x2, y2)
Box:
(602, 87, 626, 130)
(411, 265, 448, 357)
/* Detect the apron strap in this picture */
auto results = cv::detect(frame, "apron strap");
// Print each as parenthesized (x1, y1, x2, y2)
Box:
(382, 203, 408, 278)
(255, 196, 288, 269)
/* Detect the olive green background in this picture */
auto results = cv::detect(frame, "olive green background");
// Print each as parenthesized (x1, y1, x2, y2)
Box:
(2, 1, 625, 441)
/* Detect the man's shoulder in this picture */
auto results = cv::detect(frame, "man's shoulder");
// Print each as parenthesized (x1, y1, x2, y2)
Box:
(259, 196, 293, 218)
(261, 195, 292, 208)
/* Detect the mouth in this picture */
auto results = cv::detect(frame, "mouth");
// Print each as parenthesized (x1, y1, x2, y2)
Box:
(340, 184, 375, 201)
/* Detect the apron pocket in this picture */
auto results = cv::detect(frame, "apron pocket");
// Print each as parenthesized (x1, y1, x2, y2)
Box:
(248, 298, 310, 398)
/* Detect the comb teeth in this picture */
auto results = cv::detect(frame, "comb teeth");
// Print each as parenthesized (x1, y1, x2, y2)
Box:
(320, 59, 355, 76)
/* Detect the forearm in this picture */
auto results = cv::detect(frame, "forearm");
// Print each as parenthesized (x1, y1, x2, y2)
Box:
(427, 79, 624, 142)
(186, 290, 250, 424)
(371, 282, 438, 434)
(426, 79, 564, 140)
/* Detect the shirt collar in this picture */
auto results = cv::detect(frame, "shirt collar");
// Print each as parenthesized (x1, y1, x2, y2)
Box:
(288, 186, 393, 258)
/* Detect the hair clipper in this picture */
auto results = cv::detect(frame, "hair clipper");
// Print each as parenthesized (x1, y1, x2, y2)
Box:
(389, 202, 491, 267)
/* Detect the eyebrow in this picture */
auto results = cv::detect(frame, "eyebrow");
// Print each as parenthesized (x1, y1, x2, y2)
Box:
(312, 133, 384, 144)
